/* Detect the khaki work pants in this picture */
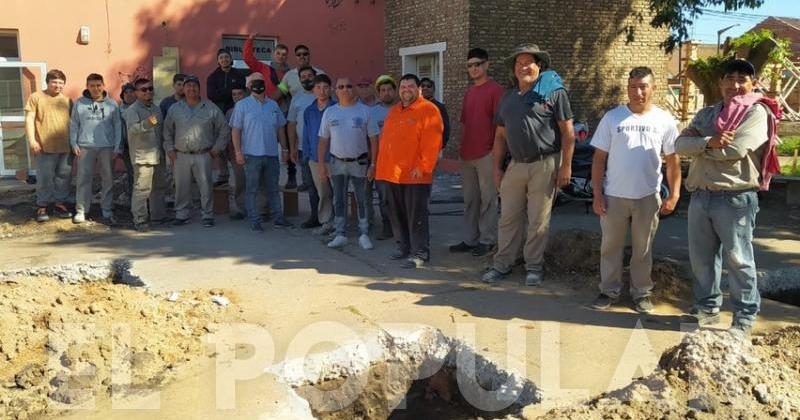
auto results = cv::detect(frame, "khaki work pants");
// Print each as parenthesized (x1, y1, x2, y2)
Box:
(493, 154, 559, 273)
(461, 153, 498, 246)
(599, 193, 661, 299)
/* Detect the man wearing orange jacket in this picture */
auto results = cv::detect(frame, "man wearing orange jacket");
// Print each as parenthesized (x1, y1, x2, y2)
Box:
(376, 74, 444, 269)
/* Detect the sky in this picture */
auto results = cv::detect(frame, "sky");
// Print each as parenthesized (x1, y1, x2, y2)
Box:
(688, 0, 800, 44)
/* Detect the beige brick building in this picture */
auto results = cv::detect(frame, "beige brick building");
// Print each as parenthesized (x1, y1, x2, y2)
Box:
(385, 0, 670, 154)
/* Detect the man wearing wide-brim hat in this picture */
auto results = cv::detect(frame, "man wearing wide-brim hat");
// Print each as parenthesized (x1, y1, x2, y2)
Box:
(481, 44, 575, 286)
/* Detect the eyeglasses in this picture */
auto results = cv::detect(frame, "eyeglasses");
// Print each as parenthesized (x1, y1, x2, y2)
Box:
(296, 52, 309, 57)
(138, 86, 154, 92)
(466, 60, 486, 69)
(336, 84, 353, 90)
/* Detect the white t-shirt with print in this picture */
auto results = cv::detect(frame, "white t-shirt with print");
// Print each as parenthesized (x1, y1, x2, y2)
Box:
(318, 102, 372, 159)
(590, 105, 678, 199)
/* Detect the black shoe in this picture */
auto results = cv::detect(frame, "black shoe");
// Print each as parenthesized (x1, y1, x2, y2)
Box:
(229, 212, 245, 221)
(401, 256, 427, 269)
(681, 308, 721, 326)
(202, 218, 215, 227)
(274, 218, 293, 228)
(390, 249, 409, 260)
(449, 242, 476, 253)
(376, 223, 394, 240)
(284, 177, 297, 190)
(213, 179, 227, 187)
(471, 243, 495, 257)
(152, 217, 174, 225)
(591, 293, 619, 310)
(251, 222, 264, 232)
(633, 297, 654, 314)
(300, 218, 322, 229)
(52, 203, 72, 219)
(172, 218, 190, 226)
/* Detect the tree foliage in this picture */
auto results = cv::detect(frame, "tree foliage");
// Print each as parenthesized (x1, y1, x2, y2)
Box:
(649, 0, 765, 53)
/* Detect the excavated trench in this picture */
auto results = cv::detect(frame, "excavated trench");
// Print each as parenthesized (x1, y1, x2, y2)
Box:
(266, 326, 540, 420)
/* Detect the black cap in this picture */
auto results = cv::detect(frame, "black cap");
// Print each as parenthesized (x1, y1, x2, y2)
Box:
(120, 83, 135, 95)
(183, 75, 201, 86)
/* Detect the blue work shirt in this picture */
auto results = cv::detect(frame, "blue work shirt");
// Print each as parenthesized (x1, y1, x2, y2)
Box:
(302, 98, 336, 162)
(230, 95, 286, 157)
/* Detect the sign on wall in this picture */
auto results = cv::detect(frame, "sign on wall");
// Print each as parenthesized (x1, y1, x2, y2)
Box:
(221, 35, 277, 61)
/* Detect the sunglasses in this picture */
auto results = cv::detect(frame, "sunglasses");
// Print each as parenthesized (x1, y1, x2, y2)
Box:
(336, 84, 354, 90)
(296, 52, 310, 57)
(466, 60, 486, 68)
(138, 86, 154, 92)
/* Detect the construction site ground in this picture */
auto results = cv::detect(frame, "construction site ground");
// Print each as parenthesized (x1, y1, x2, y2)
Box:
(0, 170, 798, 419)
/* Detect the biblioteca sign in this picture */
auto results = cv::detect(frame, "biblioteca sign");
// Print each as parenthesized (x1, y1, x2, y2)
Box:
(221, 35, 277, 61)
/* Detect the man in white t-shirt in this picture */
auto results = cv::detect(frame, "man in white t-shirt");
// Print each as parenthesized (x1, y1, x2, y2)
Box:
(589, 66, 681, 314)
(318, 77, 379, 250)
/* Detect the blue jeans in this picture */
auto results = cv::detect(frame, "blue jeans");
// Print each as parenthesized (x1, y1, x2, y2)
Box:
(330, 158, 368, 236)
(244, 155, 284, 225)
(688, 189, 760, 326)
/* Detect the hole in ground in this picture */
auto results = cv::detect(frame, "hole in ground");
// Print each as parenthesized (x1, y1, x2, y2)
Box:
(269, 327, 539, 420)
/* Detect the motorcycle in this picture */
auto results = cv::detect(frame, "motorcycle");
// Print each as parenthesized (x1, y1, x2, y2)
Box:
(556, 121, 673, 218)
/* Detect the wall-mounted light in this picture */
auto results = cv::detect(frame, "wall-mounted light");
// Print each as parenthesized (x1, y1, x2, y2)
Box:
(78, 26, 90, 45)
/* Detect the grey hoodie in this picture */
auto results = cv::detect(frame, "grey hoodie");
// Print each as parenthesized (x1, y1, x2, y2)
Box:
(69, 90, 122, 152)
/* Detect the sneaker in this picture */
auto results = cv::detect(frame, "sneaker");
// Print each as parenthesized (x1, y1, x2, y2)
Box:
(202, 218, 215, 227)
(134, 223, 150, 232)
(314, 223, 335, 236)
(284, 176, 297, 190)
(229, 212, 245, 221)
(633, 297, 655, 314)
(327, 235, 348, 248)
(72, 212, 86, 224)
(390, 249, 408, 260)
(729, 321, 753, 337)
(471, 243, 495, 257)
(274, 218, 293, 228)
(358, 234, 374, 250)
(251, 222, 264, 232)
(680, 307, 721, 326)
(591, 293, 619, 310)
(481, 268, 511, 284)
(449, 242, 476, 253)
(52, 203, 72, 219)
(401, 256, 426, 269)
(301, 217, 322, 229)
(525, 270, 543, 286)
(172, 218, 190, 226)
(35, 207, 49, 223)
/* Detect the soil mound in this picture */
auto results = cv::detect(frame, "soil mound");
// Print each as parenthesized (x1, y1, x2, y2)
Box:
(533, 327, 800, 419)
(0, 275, 235, 420)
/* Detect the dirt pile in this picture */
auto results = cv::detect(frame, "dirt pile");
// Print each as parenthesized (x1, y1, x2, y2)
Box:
(0, 275, 236, 420)
(531, 327, 800, 419)
(544, 229, 691, 300)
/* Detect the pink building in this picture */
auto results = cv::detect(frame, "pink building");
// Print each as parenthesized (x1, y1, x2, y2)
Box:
(0, 0, 385, 176)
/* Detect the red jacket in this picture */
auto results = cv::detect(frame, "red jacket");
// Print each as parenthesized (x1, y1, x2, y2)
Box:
(243, 38, 282, 97)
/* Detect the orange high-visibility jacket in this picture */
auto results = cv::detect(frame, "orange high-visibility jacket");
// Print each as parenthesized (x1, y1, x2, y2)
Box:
(376, 97, 443, 184)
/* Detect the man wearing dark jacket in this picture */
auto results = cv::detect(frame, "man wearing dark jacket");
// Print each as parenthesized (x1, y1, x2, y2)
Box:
(206, 48, 248, 114)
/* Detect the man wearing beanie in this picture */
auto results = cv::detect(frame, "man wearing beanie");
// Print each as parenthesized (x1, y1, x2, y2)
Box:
(207, 48, 248, 114)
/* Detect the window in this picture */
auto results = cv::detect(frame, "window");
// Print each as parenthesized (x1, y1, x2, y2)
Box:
(399, 42, 446, 102)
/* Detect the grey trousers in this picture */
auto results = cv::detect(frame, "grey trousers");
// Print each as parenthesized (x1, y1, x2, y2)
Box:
(35, 152, 72, 206)
(599, 193, 661, 299)
(461, 153, 498, 246)
(174, 152, 213, 220)
(131, 161, 168, 224)
(75, 147, 114, 215)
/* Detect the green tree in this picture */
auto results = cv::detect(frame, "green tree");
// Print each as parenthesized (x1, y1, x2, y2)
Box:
(649, 0, 765, 52)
